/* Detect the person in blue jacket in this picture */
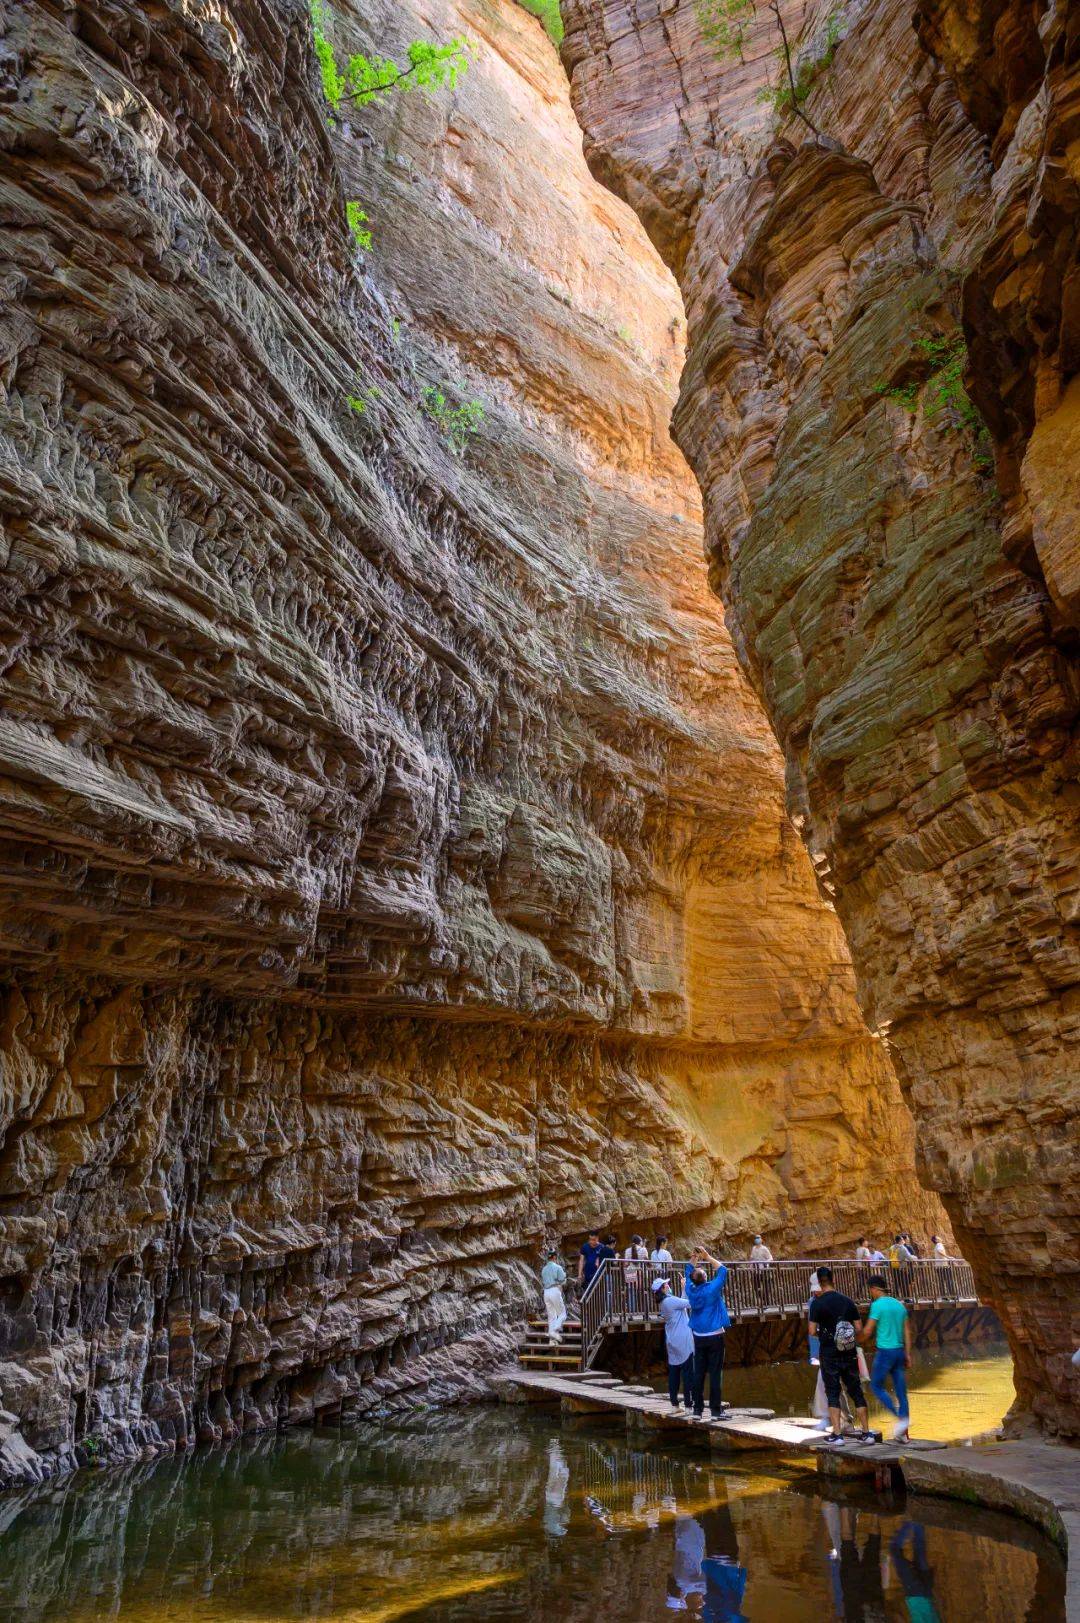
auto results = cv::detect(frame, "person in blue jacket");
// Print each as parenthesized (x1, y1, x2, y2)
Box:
(685, 1246, 731, 1418)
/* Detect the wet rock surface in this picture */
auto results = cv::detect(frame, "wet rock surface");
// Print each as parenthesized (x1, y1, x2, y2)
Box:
(0, 0, 940, 1484)
(562, 0, 1079, 1432)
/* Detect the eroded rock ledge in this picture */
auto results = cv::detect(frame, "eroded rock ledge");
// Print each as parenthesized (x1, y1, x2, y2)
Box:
(0, 0, 940, 1483)
(562, 0, 1078, 1432)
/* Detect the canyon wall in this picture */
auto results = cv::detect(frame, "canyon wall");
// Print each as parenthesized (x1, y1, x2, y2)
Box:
(561, 0, 1079, 1432)
(0, 0, 939, 1484)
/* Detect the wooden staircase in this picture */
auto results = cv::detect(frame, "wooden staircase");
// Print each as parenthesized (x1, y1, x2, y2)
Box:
(517, 1314, 584, 1370)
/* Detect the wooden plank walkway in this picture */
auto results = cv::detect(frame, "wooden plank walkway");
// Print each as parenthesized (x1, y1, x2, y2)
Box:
(568, 1256, 981, 1371)
(500, 1367, 948, 1477)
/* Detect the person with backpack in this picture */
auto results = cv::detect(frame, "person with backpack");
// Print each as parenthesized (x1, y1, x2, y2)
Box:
(808, 1265, 875, 1447)
(860, 1274, 913, 1439)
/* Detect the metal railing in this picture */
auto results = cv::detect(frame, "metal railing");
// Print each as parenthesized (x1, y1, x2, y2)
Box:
(578, 1256, 978, 1370)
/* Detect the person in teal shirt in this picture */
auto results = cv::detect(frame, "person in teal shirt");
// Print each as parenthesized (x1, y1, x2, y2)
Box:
(891, 1522, 942, 1622)
(540, 1251, 568, 1341)
(860, 1274, 912, 1438)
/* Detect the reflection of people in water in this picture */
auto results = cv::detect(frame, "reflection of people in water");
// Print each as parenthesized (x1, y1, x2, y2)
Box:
(821, 1504, 885, 1621)
(666, 1497, 748, 1620)
(890, 1522, 942, 1623)
(543, 1438, 570, 1539)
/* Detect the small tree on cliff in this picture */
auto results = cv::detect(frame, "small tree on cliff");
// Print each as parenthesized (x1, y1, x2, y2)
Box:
(311, 2, 469, 120)
(309, 3, 469, 256)
(695, 0, 842, 141)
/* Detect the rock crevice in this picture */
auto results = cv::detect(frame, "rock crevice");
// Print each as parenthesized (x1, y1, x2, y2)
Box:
(562, 0, 1078, 1433)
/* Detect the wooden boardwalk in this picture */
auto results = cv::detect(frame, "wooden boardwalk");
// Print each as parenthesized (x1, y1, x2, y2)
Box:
(521, 1255, 983, 1371)
(501, 1367, 948, 1479)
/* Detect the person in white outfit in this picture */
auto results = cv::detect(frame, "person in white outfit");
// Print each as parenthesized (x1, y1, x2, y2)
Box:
(653, 1277, 695, 1409)
(543, 1438, 570, 1537)
(651, 1235, 673, 1264)
(750, 1234, 773, 1308)
(623, 1234, 649, 1315)
(540, 1250, 567, 1341)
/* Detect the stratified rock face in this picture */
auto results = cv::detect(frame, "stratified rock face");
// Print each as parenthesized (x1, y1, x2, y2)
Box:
(916, 0, 1080, 625)
(0, 0, 939, 1483)
(562, 0, 1079, 1432)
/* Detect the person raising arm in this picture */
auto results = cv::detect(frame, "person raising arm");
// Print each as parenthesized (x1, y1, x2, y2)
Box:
(684, 1245, 731, 1419)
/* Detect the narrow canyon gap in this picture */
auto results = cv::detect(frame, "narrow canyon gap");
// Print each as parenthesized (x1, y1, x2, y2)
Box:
(560, 0, 1079, 1433)
(0, 0, 947, 1481)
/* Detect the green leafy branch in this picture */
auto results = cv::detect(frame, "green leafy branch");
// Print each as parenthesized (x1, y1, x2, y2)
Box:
(422, 386, 485, 455)
(514, 0, 564, 45)
(758, 10, 841, 117)
(697, 0, 838, 139)
(310, 6, 469, 259)
(696, 0, 755, 63)
(312, 2, 469, 117)
(345, 201, 372, 252)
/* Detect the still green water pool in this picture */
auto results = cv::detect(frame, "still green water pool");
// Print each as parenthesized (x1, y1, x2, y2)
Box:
(0, 1351, 1063, 1622)
(720, 1340, 1020, 1441)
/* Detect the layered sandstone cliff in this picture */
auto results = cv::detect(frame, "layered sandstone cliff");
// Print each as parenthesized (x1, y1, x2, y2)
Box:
(562, 0, 1078, 1432)
(0, 0, 939, 1484)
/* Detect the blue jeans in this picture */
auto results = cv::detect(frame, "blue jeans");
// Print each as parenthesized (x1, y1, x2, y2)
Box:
(871, 1346, 909, 1419)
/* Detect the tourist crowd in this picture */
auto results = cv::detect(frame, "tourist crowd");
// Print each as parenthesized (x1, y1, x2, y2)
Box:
(536, 1224, 953, 1446)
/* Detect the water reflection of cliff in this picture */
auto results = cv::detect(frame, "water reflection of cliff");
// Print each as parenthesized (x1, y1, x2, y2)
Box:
(0, 1411, 1064, 1620)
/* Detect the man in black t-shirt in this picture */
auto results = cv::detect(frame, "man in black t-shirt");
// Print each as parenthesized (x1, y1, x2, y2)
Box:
(578, 1230, 604, 1293)
(809, 1266, 874, 1446)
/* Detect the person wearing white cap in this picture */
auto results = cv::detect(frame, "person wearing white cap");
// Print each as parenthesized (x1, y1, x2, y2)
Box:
(653, 1277, 695, 1410)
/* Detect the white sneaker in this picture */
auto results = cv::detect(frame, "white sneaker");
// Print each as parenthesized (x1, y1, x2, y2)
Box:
(815, 1417, 830, 1431)
(891, 1420, 910, 1441)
